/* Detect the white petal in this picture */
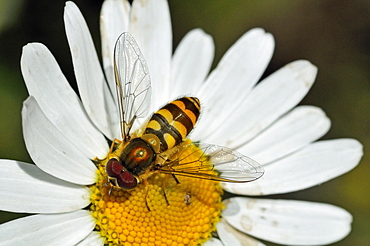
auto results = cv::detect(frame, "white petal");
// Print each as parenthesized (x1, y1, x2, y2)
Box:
(170, 29, 214, 98)
(217, 219, 265, 246)
(0, 210, 94, 246)
(223, 139, 363, 195)
(192, 28, 274, 141)
(22, 97, 97, 185)
(21, 43, 108, 159)
(223, 197, 352, 245)
(100, 0, 131, 94)
(76, 231, 104, 246)
(0, 160, 90, 213)
(238, 106, 331, 164)
(64, 1, 119, 140)
(204, 238, 224, 246)
(203, 60, 317, 148)
(129, 0, 172, 108)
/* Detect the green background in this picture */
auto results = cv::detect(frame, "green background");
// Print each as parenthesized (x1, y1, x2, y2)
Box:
(0, 1, 368, 245)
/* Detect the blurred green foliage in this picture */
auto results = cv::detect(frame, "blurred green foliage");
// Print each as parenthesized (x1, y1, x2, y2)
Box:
(0, 0, 368, 245)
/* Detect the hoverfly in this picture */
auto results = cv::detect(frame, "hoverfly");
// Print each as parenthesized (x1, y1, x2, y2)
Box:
(105, 32, 264, 199)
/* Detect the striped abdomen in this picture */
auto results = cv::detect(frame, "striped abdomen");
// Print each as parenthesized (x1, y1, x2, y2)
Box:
(144, 97, 200, 153)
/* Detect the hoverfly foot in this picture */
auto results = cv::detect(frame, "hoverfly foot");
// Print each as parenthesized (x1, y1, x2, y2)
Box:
(145, 200, 151, 212)
(172, 174, 180, 185)
(163, 189, 170, 206)
(108, 186, 114, 196)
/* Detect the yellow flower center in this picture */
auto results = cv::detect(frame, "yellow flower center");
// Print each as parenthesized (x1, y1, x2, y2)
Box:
(89, 141, 224, 246)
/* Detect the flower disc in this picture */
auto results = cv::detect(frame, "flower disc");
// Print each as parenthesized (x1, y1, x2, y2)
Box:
(90, 143, 224, 246)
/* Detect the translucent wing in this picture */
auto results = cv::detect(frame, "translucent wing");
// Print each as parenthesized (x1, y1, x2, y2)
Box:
(158, 143, 264, 182)
(114, 32, 152, 139)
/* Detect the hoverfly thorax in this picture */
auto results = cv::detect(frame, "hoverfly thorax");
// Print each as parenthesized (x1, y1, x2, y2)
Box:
(120, 138, 156, 175)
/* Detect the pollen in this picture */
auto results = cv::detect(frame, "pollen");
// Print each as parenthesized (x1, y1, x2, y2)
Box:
(89, 143, 224, 246)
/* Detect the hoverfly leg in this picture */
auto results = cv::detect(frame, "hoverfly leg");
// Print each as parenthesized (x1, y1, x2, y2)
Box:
(143, 179, 151, 212)
(145, 200, 151, 212)
(102, 181, 114, 195)
(171, 174, 180, 184)
(109, 138, 123, 154)
(163, 188, 170, 206)
(102, 182, 114, 196)
(143, 177, 170, 210)
(161, 175, 170, 206)
(104, 178, 118, 196)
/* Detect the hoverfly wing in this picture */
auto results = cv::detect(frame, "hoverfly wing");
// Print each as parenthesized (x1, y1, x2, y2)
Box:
(114, 32, 152, 139)
(159, 143, 264, 182)
(198, 143, 264, 182)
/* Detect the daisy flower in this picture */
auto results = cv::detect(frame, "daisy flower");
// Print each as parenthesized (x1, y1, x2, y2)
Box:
(0, 0, 363, 246)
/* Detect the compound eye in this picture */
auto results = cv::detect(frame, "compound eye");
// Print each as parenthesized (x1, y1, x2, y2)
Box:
(116, 171, 137, 190)
(106, 158, 123, 178)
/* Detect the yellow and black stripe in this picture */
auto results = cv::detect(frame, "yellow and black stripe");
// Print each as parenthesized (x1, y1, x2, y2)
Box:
(144, 97, 201, 153)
